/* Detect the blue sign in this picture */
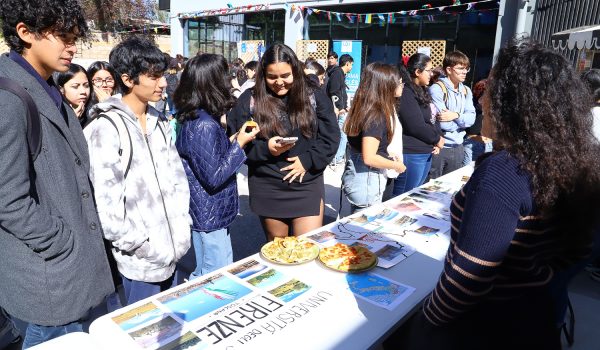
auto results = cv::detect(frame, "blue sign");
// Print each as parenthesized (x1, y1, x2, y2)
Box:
(332, 40, 362, 97)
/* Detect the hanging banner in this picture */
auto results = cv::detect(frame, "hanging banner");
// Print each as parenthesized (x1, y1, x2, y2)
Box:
(333, 40, 363, 97)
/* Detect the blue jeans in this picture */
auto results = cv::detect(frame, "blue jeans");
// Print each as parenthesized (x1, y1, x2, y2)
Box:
(463, 138, 493, 166)
(342, 152, 387, 213)
(0, 308, 20, 349)
(334, 113, 347, 163)
(191, 228, 233, 279)
(393, 153, 432, 196)
(166, 95, 176, 116)
(22, 321, 83, 349)
(121, 273, 175, 305)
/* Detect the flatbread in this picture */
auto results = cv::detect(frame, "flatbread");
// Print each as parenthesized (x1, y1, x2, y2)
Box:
(319, 243, 377, 272)
(261, 237, 319, 265)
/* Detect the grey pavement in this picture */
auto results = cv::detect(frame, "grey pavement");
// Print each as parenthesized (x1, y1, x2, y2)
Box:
(230, 163, 351, 261)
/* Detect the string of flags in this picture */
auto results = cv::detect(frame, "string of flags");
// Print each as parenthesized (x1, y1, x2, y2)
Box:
(176, 0, 499, 22)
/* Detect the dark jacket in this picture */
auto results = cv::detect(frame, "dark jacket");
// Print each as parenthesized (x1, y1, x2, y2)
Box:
(176, 109, 247, 231)
(0, 54, 113, 326)
(226, 89, 340, 182)
(326, 65, 348, 111)
(398, 85, 443, 154)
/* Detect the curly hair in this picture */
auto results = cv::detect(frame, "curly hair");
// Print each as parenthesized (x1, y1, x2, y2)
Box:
(0, 0, 89, 53)
(487, 38, 600, 236)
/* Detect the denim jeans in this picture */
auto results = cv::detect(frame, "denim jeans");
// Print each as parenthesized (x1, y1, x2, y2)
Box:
(121, 273, 175, 306)
(0, 308, 20, 349)
(22, 321, 83, 349)
(429, 144, 465, 179)
(342, 152, 387, 213)
(334, 113, 347, 163)
(190, 228, 233, 279)
(166, 95, 176, 116)
(393, 153, 432, 196)
(463, 138, 493, 166)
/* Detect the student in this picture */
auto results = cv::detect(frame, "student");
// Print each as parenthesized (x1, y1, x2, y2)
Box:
(227, 44, 339, 241)
(462, 79, 493, 165)
(0, 0, 113, 347)
(393, 54, 444, 196)
(342, 62, 406, 213)
(164, 57, 179, 118)
(87, 60, 118, 106)
(428, 51, 476, 178)
(326, 51, 338, 75)
(387, 39, 600, 350)
(304, 58, 326, 87)
(175, 54, 260, 278)
(328, 53, 354, 165)
(55, 63, 92, 125)
(238, 60, 258, 96)
(84, 36, 192, 305)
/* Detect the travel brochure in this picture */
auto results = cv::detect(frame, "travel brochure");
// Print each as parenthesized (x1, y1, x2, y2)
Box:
(346, 272, 416, 311)
(110, 259, 312, 349)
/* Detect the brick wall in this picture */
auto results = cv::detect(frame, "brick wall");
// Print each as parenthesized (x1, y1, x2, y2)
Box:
(0, 32, 172, 68)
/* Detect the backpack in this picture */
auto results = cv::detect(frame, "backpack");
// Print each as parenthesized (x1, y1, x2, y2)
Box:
(435, 81, 468, 106)
(0, 77, 42, 161)
(89, 110, 169, 179)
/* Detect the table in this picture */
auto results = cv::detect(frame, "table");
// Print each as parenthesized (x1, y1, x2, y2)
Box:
(87, 166, 473, 350)
(29, 332, 101, 350)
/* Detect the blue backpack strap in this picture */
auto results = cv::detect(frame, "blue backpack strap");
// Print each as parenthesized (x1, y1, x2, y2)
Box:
(0, 77, 41, 160)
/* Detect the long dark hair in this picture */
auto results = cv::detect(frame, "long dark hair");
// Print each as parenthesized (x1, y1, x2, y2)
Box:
(55, 63, 92, 123)
(487, 38, 600, 239)
(253, 44, 315, 138)
(345, 62, 401, 142)
(401, 53, 432, 105)
(86, 61, 118, 106)
(174, 54, 235, 122)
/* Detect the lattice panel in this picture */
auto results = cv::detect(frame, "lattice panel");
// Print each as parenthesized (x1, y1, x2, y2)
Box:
(402, 40, 446, 68)
(296, 40, 329, 67)
(237, 40, 264, 63)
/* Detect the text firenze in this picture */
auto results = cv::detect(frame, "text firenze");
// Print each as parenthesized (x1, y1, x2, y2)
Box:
(196, 290, 334, 346)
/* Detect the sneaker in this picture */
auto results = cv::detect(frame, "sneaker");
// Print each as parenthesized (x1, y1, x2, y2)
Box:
(590, 270, 600, 283)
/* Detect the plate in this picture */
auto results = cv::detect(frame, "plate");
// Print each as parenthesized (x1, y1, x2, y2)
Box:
(318, 244, 378, 273)
(260, 237, 320, 265)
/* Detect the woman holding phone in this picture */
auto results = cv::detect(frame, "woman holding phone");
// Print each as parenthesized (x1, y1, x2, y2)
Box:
(342, 62, 406, 213)
(227, 44, 340, 241)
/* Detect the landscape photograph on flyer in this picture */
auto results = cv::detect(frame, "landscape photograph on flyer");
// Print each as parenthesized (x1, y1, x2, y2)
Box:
(268, 279, 311, 302)
(157, 331, 208, 350)
(127, 316, 183, 349)
(157, 274, 253, 323)
(112, 302, 166, 332)
(227, 259, 269, 279)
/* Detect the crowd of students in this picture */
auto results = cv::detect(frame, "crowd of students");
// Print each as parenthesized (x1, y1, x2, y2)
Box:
(1, 0, 599, 349)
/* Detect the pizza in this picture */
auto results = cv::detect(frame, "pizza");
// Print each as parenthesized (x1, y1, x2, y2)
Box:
(260, 237, 319, 264)
(318, 243, 377, 272)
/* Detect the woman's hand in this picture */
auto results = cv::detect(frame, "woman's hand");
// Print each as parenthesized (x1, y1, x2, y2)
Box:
(73, 102, 85, 119)
(432, 146, 441, 155)
(392, 158, 406, 174)
(236, 126, 260, 148)
(281, 156, 306, 183)
(95, 88, 111, 103)
(268, 136, 295, 156)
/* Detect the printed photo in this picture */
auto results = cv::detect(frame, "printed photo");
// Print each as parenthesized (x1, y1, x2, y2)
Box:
(157, 331, 208, 350)
(246, 269, 290, 290)
(346, 273, 415, 310)
(228, 260, 268, 279)
(268, 279, 311, 303)
(393, 215, 417, 227)
(112, 302, 164, 331)
(387, 201, 422, 212)
(422, 211, 449, 222)
(307, 230, 337, 244)
(375, 245, 407, 261)
(350, 241, 374, 250)
(157, 274, 252, 323)
(405, 225, 440, 235)
(127, 316, 183, 349)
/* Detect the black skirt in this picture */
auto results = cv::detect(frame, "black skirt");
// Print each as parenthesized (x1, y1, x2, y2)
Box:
(248, 174, 324, 218)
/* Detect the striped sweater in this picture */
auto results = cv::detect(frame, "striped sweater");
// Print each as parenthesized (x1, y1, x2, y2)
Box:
(423, 151, 589, 326)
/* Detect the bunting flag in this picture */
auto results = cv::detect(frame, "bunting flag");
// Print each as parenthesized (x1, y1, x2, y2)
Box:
(175, 0, 499, 21)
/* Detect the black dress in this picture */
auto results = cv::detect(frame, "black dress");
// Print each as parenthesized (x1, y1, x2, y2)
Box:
(227, 88, 340, 218)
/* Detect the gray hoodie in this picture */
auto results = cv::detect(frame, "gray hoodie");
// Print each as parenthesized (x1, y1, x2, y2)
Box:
(84, 97, 191, 283)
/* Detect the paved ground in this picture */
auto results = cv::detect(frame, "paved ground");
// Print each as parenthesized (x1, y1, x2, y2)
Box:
(230, 163, 351, 261)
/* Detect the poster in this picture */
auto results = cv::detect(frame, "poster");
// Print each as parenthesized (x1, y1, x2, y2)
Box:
(332, 40, 362, 97)
(417, 46, 431, 57)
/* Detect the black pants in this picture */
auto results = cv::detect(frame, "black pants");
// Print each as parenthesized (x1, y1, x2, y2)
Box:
(384, 292, 561, 350)
(429, 145, 465, 179)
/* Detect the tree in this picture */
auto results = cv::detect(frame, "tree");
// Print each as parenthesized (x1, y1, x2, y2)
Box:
(81, 0, 157, 32)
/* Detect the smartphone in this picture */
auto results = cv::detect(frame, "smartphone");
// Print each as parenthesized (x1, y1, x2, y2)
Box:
(277, 137, 298, 145)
